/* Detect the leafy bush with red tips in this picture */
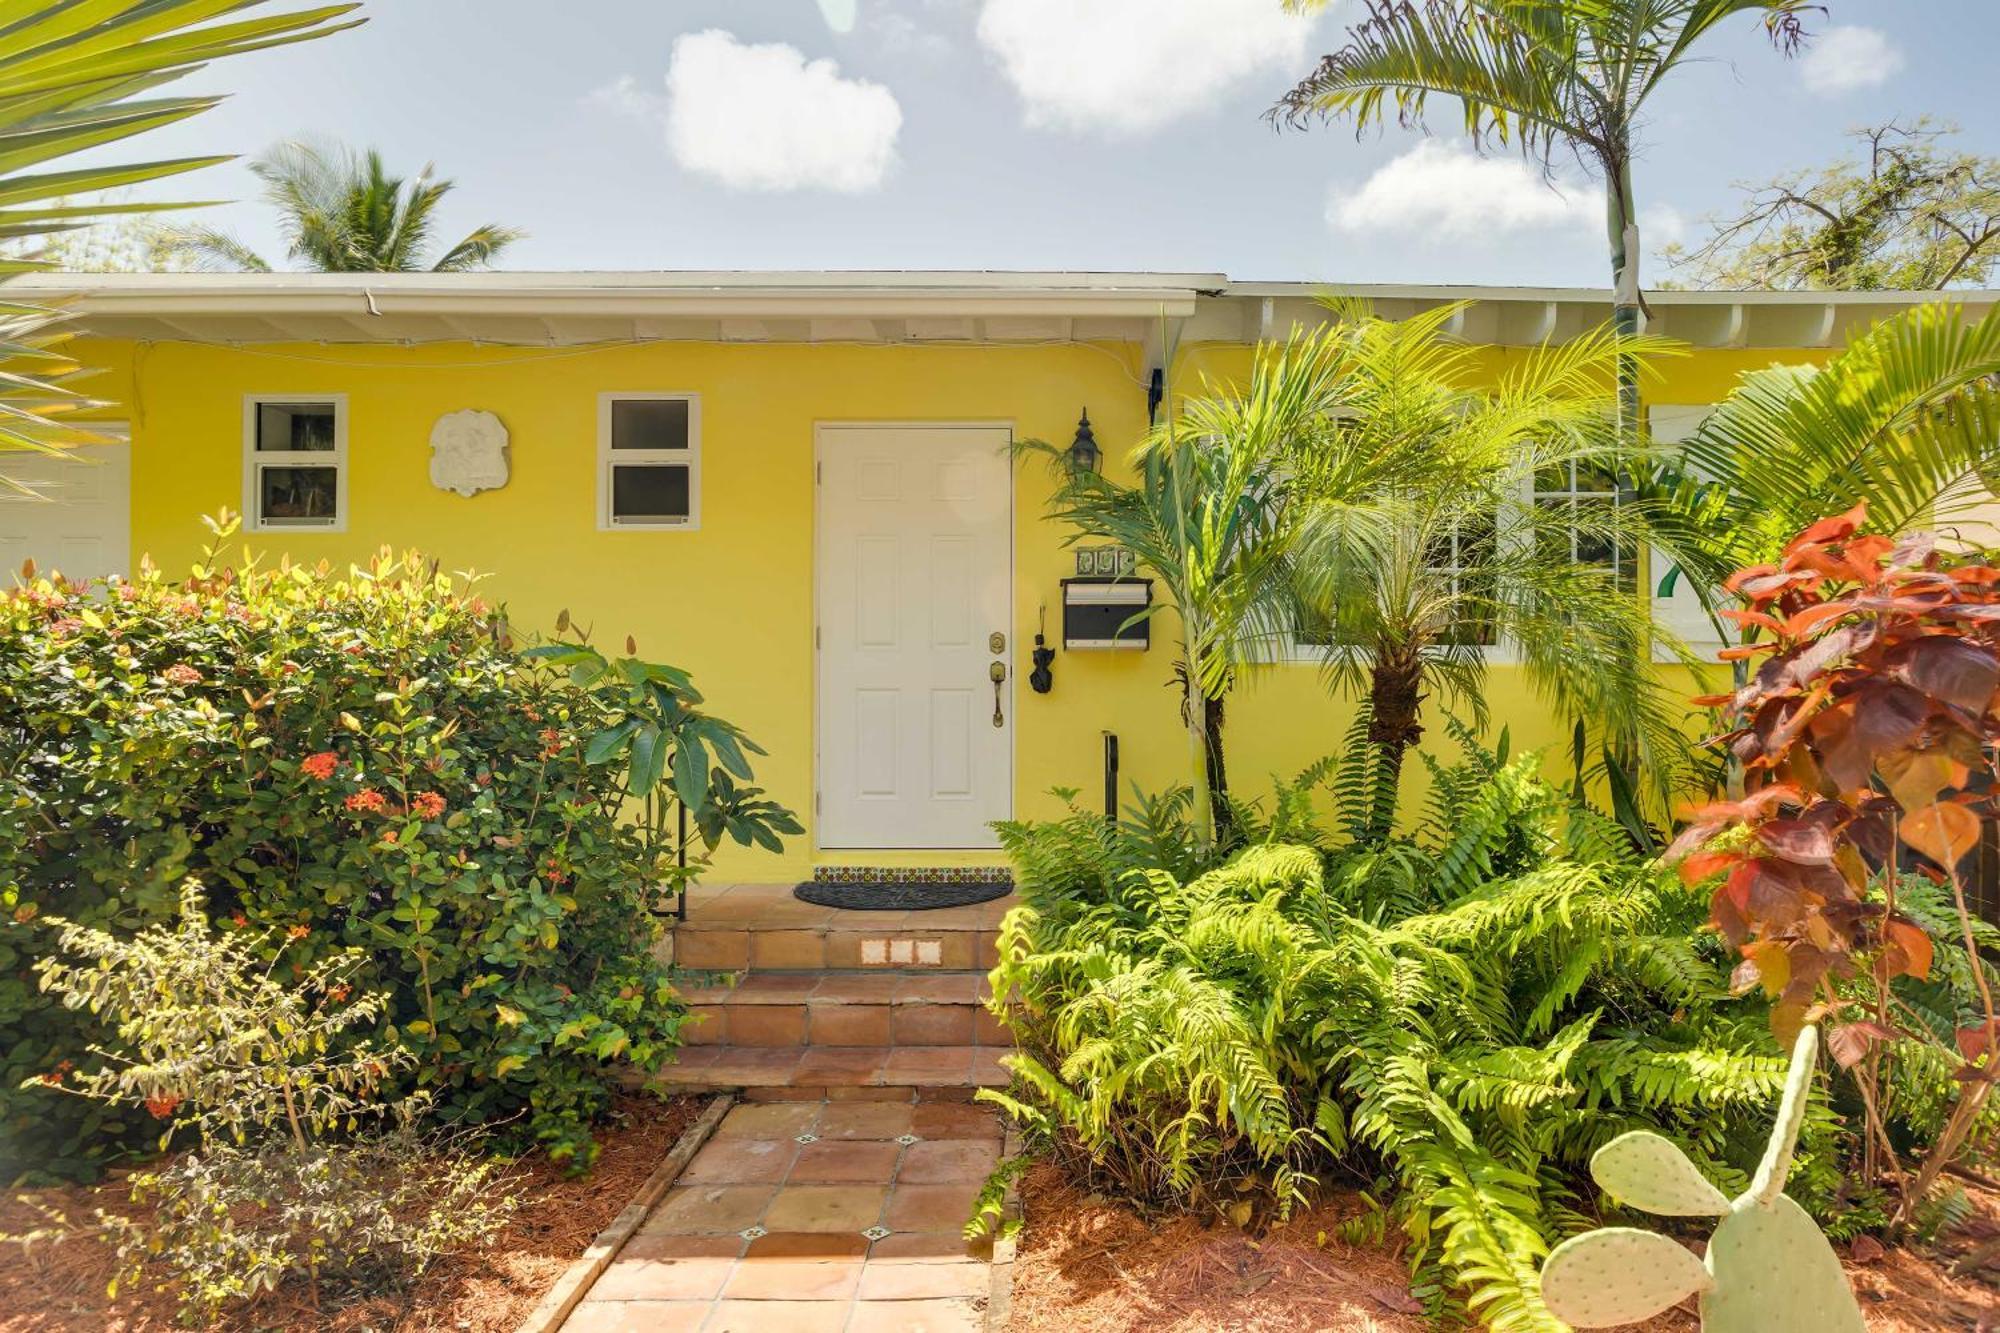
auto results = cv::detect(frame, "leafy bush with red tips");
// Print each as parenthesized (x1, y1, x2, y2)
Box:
(1671, 501, 2000, 1226)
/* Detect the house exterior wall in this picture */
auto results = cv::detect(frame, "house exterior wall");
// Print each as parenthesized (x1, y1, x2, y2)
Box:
(67, 334, 1821, 880)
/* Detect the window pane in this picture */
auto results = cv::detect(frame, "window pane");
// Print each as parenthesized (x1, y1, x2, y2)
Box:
(257, 403, 337, 452)
(258, 465, 338, 524)
(611, 398, 690, 451)
(611, 463, 690, 521)
(1434, 513, 1498, 646)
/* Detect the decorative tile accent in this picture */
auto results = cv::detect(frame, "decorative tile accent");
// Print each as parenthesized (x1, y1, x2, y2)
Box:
(916, 941, 943, 966)
(738, 1225, 768, 1240)
(813, 866, 1014, 886)
(889, 940, 914, 966)
(860, 939, 888, 966)
(861, 1225, 893, 1241)
(894, 1134, 921, 1147)
(795, 1133, 820, 1145)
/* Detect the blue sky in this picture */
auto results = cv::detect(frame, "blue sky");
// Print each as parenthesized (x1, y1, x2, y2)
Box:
(118, 0, 2000, 286)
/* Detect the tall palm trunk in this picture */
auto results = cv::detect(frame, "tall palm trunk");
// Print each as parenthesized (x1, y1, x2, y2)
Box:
(1607, 154, 1644, 437)
(1202, 693, 1231, 840)
(1184, 675, 1214, 846)
(1365, 642, 1427, 839)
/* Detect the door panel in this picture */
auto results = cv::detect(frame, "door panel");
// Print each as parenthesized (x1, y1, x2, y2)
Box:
(0, 433, 131, 585)
(817, 425, 1011, 849)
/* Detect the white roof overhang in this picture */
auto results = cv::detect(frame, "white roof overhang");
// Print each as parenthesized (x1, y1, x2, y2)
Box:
(13, 270, 1994, 350)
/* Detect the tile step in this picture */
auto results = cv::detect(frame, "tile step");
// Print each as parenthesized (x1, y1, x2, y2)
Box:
(680, 974, 1008, 1049)
(679, 971, 991, 1006)
(654, 1044, 1010, 1090)
(665, 926, 1002, 972)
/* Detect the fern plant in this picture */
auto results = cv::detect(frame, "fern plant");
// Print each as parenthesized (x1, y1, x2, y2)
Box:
(987, 743, 1813, 1331)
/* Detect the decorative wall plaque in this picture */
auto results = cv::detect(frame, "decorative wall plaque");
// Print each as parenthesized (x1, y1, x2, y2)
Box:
(1075, 545, 1137, 577)
(428, 409, 509, 497)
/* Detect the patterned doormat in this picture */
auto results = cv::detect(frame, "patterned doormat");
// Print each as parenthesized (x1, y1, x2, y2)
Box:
(795, 869, 1012, 911)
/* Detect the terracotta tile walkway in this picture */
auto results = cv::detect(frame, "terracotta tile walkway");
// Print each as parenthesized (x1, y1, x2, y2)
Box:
(562, 1096, 1002, 1333)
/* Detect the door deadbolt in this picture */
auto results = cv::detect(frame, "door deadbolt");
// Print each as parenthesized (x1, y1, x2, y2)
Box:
(989, 631, 1006, 653)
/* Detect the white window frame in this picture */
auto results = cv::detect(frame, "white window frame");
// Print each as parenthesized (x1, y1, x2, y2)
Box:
(243, 394, 347, 533)
(1647, 404, 1724, 660)
(1283, 461, 1638, 668)
(598, 392, 701, 531)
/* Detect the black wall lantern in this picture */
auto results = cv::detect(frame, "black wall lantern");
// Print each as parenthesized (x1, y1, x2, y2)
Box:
(1064, 409, 1101, 475)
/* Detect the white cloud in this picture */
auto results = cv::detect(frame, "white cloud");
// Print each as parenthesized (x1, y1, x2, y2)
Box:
(587, 74, 659, 121)
(869, 10, 953, 61)
(1641, 203, 1688, 251)
(1800, 26, 1904, 95)
(975, 0, 1315, 136)
(1328, 142, 1602, 239)
(595, 30, 903, 194)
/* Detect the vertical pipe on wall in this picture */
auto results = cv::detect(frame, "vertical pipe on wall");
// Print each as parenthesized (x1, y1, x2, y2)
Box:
(1102, 731, 1119, 824)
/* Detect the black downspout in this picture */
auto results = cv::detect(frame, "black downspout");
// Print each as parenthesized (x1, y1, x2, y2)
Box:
(1103, 731, 1119, 824)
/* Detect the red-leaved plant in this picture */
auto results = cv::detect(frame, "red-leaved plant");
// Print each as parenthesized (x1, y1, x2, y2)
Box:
(1670, 502, 2000, 1226)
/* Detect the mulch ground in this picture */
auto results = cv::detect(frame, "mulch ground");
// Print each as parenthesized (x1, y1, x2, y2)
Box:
(1005, 1162, 1427, 1333)
(1004, 1160, 2000, 1332)
(0, 1093, 704, 1333)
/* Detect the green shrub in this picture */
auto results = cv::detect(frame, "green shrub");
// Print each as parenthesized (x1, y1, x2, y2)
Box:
(1, 517, 791, 1180)
(22, 883, 514, 1324)
(985, 737, 1817, 1332)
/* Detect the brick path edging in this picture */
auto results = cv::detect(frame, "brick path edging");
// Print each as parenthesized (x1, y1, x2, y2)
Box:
(983, 1124, 1025, 1329)
(513, 1093, 735, 1333)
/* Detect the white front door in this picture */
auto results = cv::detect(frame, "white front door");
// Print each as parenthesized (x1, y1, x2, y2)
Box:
(0, 432, 131, 584)
(816, 424, 1013, 849)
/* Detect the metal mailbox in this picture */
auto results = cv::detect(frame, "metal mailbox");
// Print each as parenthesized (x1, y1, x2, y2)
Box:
(1061, 578, 1151, 650)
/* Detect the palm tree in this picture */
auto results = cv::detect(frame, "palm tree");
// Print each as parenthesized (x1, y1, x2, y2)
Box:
(1271, 0, 1812, 428)
(1645, 302, 2000, 599)
(177, 140, 523, 273)
(1023, 327, 1417, 842)
(0, 1, 359, 496)
(1289, 304, 1695, 824)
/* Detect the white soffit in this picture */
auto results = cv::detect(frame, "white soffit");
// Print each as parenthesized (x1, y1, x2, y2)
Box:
(16, 271, 1995, 349)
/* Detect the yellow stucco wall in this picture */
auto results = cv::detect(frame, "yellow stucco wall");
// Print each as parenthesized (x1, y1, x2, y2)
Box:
(66, 334, 1823, 879)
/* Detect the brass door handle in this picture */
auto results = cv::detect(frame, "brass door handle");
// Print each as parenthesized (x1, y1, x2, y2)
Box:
(989, 660, 1007, 727)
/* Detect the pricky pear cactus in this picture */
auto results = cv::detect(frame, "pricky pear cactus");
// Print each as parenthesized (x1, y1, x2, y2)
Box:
(1540, 1025, 1865, 1331)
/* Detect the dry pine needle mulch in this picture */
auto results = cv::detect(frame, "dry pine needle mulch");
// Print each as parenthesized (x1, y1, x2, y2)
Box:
(1005, 1161, 1427, 1333)
(0, 1093, 704, 1333)
(1005, 1161, 2000, 1333)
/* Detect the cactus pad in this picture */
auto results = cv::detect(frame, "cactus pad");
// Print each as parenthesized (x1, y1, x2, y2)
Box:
(1701, 1193, 1865, 1333)
(1590, 1131, 1731, 1216)
(1542, 1226, 1711, 1328)
(1538, 1027, 1868, 1332)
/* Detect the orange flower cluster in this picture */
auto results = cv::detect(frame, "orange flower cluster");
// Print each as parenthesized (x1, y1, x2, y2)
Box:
(300, 751, 339, 781)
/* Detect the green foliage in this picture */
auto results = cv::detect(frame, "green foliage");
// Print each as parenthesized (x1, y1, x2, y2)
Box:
(31, 882, 409, 1152)
(986, 742, 1811, 1331)
(524, 636, 803, 893)
(1541, 1029, 1866, 1332)
(21, 883, 512, 1325)
(1283, 303, 1699, 817)
(0, 0, 359, 493)
(172, 138, 524, 274)
(106, 1133, 513, 1325)
(1643, 302, 2000, 603)
(0, 516, 789, 1180)
(1664, 120, 2000, 293)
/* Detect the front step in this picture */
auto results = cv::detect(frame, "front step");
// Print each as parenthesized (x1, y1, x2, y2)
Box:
(655, 883, 1017, 1095)
(655, 1044, 1010, 1091)
(659, 883, 1008, 972)
(679, 971, 1009, 1048)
